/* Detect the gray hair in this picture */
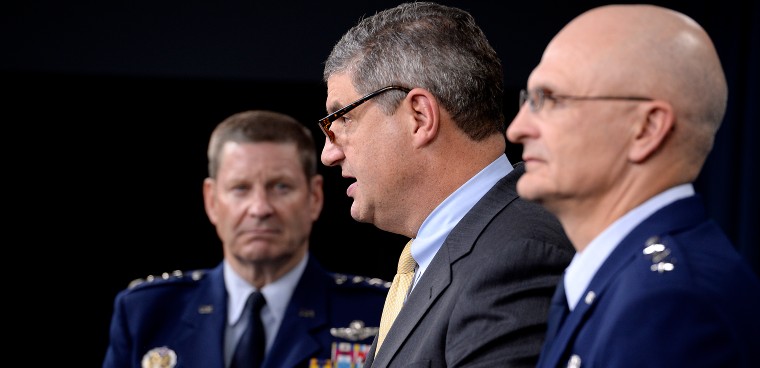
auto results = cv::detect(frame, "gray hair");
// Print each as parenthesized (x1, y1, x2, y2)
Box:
(324, 1, 505, 140)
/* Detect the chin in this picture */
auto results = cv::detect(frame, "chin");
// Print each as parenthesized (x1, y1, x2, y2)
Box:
(349, 209, 367, 224)
(349, 203, 372, 224)
(516, 176, 541, 201)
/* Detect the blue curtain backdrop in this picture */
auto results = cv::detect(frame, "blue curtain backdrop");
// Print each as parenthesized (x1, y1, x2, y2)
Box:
(694, 0, 759, 275)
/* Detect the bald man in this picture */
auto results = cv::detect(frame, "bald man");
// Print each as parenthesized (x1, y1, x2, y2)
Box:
(507, 4, 760, 368)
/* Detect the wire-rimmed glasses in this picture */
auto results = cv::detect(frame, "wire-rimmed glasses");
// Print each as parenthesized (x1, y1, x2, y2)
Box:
(520, 88, 653, 112)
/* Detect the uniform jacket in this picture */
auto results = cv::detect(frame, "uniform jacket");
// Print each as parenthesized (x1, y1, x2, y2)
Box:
(537, 195, 760, 368)
(103, 256, 388, 368)
(365, 162, 575, 368)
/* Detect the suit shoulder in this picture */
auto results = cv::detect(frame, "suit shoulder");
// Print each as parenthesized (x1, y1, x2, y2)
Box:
(125, 269, 208, 293)
(330, 273, 391, 291)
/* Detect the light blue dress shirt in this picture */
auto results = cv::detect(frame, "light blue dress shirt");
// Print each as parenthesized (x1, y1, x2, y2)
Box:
(563, 184, 695, 310)
(223, 253, 308, 367)
(410, 154, 513, 291)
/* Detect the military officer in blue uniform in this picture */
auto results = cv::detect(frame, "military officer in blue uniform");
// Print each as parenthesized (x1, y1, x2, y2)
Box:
(507, 4, 760, 367)
(103, 110, 388, 368)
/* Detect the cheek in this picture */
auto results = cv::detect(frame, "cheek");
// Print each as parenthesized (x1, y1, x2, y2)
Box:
(547, 111, 613, 162)
(368, 146, 404, 192)
(556, 131, 625, 190)
(351, 118, 407, 197)
(541, 123, 601, 183)
(283, 205, 316, 241)
(352, 137, 383, 178)
(216, 197, 247, 225)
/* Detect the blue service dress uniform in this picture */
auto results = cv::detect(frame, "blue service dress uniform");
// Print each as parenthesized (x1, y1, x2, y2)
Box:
(103, 256, 389, 368)
(537, 195, 760, 368)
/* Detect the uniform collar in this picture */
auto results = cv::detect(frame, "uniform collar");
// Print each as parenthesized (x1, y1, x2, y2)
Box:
(224, 253, 309, 325)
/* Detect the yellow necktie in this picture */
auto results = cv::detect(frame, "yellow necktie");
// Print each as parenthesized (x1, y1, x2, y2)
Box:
(376, 239, 416, 355)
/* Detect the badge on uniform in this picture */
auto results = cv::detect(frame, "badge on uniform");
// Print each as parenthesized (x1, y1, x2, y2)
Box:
(309, 320, 377, 367)
(141, 346, 177, 368)
(309, 342, 371, 368)
(329, 320, 378, 341)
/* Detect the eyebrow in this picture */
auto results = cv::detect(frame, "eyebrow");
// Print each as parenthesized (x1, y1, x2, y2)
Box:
(326, 100, 344, 114)
(326, 90, 360, 114)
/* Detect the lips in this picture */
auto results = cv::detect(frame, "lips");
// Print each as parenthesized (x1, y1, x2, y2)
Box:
(347, 181, 358, 197)
(521, 150, 544, 169)
(341, 174, 357, 197)
(239, 228, 278, 239)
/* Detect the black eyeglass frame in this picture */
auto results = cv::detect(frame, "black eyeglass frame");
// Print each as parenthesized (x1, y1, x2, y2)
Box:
(318, 85, 411, 142)
(519, 88, 653, 113)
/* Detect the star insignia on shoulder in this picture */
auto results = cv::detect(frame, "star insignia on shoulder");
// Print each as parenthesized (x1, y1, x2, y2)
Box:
(643, 236, 675, 273)
(332, 273, 391, 288)
(128, 269, 206, 289)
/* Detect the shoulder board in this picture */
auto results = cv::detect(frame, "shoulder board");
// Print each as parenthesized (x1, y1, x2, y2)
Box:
(127, 269, 207, 290)
(641, 236, 677, 274)
(332, 273, 391, 289)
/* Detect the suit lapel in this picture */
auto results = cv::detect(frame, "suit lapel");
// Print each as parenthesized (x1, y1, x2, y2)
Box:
(371, 247, 452, 367)
(264, 257, 326, 368)
(175, 265, 228, 367)
(538, 277, 569, 367)
(543, 273, 568, 345)
(541, 196, 706, 367)
(364, 336, 379, 367)
(372, 166, 521, 367)
(540, 248, 637, 367)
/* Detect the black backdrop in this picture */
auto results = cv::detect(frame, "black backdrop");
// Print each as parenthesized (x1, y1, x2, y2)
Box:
(3, 0, 757, 365)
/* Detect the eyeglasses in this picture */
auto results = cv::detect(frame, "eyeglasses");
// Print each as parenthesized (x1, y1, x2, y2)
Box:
(519, 88, 653, 113)
(318, 85, 411, 142)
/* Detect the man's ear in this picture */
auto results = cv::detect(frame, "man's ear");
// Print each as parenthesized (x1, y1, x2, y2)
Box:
(629, 101, 674, 163)
(202, 177, 218, 225)
(309, 175, 324, 221)
(407, 88, 440, 147)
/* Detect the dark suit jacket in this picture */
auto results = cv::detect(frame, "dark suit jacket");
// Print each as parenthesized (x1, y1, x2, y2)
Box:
(537, 195, 760, 368)
(103, 256, 388, 368)
(365, 162, 575, 368)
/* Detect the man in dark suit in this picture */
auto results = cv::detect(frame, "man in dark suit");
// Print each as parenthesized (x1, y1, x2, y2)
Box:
(103, 110, 388, 368)
(317, 3, 575, 367)
(507, 4, 760, 367)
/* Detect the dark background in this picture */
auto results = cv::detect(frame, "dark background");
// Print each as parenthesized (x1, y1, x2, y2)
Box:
(3, 0, 757, 365)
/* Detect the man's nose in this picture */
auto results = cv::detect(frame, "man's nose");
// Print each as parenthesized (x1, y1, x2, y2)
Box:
(247, 189, 274, 217)
(320, 138, 344, 167)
